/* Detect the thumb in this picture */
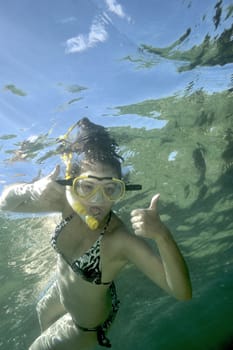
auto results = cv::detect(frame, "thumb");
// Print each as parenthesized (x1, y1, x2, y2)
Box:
(149, 193, 160, 210)
(48, 165, 60, 180)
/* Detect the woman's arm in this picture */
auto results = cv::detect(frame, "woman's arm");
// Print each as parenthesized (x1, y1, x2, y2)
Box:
(123, 194, 192, 301)
(0, 166, 65, 213)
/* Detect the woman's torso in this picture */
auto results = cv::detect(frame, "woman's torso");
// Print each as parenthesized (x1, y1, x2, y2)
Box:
(52, 206, 127, 327)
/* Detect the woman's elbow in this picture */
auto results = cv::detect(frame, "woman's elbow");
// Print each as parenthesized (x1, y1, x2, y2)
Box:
(174, 285, 192, 301)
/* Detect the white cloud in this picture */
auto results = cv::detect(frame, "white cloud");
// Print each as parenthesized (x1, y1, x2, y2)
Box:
(65, 0, 130, 54)
(65, 17, 108, 53)
(60, 17, 77, 24)
(88, 20, 108, 46)
(104, 0, 125, 18)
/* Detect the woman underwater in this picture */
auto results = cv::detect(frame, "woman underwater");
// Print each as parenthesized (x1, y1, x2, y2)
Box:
(0, 118, 192, 350)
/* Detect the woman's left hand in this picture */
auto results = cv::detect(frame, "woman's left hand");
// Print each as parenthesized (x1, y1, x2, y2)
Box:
(130, 194, 167, 239)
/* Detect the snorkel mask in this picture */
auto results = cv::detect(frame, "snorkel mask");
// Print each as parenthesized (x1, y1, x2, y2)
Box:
(56, 119, 142, 230)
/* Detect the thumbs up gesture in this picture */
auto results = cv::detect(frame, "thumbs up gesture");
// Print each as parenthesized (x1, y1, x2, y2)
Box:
(130, 194, 166, 239)
(31, 165, 64, 201)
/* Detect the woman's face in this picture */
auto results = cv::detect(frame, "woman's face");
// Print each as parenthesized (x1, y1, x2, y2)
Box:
(68, 162, 121, 223)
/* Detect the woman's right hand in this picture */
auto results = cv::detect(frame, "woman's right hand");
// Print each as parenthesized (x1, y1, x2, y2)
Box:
(34, 165, 63, 198)
(0, 165, 65, 212)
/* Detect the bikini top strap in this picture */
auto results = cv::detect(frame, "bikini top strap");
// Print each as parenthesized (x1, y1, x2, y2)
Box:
(102, 211, 112, 235)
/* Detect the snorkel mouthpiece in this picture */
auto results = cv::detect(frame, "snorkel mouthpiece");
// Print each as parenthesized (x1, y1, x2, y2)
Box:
(71, 201, 99, 230)
(85, 216, 99, 230)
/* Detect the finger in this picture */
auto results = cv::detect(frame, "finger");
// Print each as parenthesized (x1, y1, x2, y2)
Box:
(132, 221, 143, 232)
(149, 193, 160, 210)
(131, 213, 144, 224)
(134, 229, 142, 236)
(131, 208, 144, 217)
(133, 226, 144, 236)
(49, 165, 60, 180)
(132, 210, 146, 225)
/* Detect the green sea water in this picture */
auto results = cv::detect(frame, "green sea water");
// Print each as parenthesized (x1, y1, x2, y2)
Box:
(1, 90, 233, 350)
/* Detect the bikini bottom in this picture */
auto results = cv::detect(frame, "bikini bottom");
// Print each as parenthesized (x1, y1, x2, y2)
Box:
(74, 282, 120, 348)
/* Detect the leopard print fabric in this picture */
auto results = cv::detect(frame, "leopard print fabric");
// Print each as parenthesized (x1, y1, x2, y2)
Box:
(51, 213, 111, 285)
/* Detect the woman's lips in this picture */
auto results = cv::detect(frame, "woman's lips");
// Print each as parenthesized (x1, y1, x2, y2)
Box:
(89, 206, 104, 217)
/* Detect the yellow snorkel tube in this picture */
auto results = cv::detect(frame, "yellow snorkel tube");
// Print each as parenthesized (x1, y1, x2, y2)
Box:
(58, 123, 100, 230)
(69, 200, 99, 230)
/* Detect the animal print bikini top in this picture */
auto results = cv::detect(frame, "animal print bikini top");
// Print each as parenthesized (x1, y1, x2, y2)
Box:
(51, 212, 112, 285)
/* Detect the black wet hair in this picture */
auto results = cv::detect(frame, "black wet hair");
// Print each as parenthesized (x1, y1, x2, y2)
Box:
(58, 117, 123, 178)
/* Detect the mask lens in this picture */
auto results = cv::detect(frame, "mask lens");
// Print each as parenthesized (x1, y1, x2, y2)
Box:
(73, 179, 96, 198)
(103, 181, 124, 200)
(73, 177, 125, 201)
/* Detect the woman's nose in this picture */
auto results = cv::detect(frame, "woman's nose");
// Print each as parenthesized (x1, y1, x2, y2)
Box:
(89, 187, 105, 203)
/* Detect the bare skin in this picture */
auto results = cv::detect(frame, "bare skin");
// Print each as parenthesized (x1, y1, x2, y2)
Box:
(0, 163, 192, 350)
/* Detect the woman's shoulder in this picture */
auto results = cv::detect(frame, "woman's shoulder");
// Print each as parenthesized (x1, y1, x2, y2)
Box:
(108, 212, 129, 236)
(106, 212, 139, 251)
